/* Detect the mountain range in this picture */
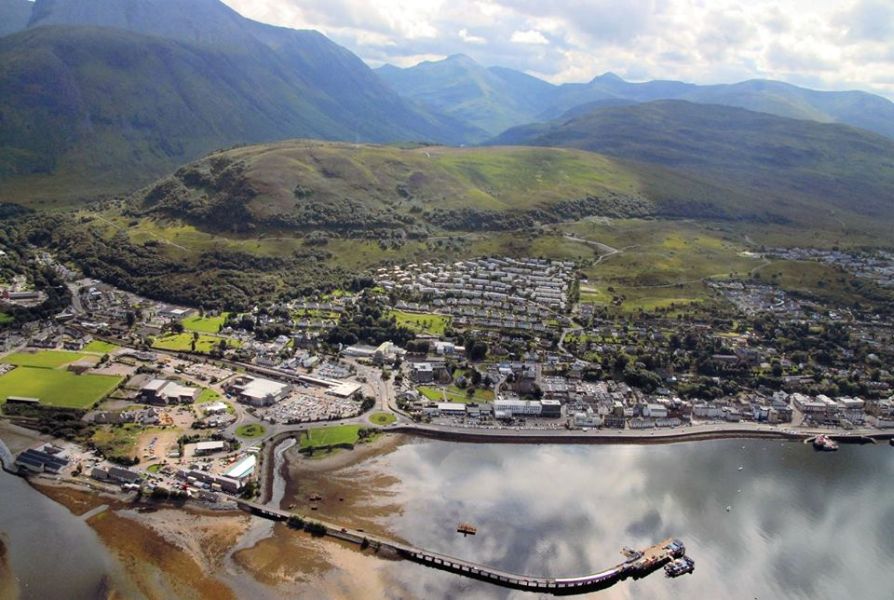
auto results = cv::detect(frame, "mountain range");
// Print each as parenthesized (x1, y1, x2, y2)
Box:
(491, 100, 894, 226)
(0, 0, 891, 233)
(0, 0, 474, 199)
(378, 54, 894, 140)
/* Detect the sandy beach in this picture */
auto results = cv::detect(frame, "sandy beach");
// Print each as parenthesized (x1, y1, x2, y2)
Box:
(16, 433, 416, 600)
(0, 534, 19, 600)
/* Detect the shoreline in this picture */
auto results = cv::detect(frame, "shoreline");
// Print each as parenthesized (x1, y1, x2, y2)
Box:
(386, 423, 892, 445)
(253, 422, 892, 503)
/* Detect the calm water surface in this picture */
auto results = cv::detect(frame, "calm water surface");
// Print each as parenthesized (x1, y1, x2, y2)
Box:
(0, 471, 130, 600)
(346, 438, 894, 599)
(3, 438, 893, 600)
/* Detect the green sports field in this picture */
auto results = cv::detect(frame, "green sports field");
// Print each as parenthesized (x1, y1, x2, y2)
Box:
(0, 366, 122, 409)
(418, 385, 494, 404)
(299, 425, 362, 450)
(390, 310, 451, 336)
(2, 350, 93, 368)
(181, 312, 230, 333)
(151, 333, 240, 353)
(83, 340, 120, 354)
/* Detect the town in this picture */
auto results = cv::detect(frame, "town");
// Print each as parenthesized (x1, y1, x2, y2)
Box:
(1, 244, 894, 506)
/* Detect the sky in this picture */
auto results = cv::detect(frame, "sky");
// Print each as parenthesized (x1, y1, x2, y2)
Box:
(222, 0, 894, 98)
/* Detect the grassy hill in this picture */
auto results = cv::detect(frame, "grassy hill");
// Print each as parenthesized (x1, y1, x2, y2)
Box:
(540, 75, 894, 139)
(134, 141, 668, 233)
(491, 100, 894, 230)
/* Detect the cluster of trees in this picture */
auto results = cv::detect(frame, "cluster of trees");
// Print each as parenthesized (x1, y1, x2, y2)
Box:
(326, 297, 415, 347)
(2, 212, 360, 312)
(425, 194, 653, 232)
(286, 515, 326, 537)
(460, 333, 489, 361)
(149, 487, 189, 501)
(3, 405, 94, 441)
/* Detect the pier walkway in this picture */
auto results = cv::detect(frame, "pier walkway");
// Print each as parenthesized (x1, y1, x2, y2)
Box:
(237, 499, 684, 595)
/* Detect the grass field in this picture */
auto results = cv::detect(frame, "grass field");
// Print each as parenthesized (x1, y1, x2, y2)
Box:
(418, 385, 494, 404)
(754, 260, 888, 307)
(369, 412, 397, 426)
(2, 350, 92, 368)
(91, 424, 144, 462)
(564, 218, 764, 312)
(182, 313, 230, 334)
(299, 425, 362, 450)
(235, 423, 266, 438)
(0, 366, 122, 409)
(390, 310, 451, 336)
(0, 313, 12, 326)
(196, 388, 221, 404)
(83, 340, 119, 354)
(151, 333, 239, 353)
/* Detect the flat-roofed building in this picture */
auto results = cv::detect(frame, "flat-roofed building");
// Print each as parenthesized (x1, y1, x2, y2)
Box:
(15, 443, 69, 474)
(203, 401, 229, 415)
(411, 362, 434, 383)
(179, 469, 243, 493)
(5, 396, 40, 406)
(230, 376, 291, 407)
(223, 455, 256, 481)
(437, 402, 467, 416)
(540, 399, 562, 418)
(140, 379, 199, 405)
(494, 398, 542, 417)
(194, 440, 227, 456)
(643, 404, 668, 419)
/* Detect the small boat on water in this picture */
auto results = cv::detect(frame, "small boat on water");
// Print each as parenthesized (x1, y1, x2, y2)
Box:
(813, 434, 839, 452)
(665, 556, 695, 577)
(457, 522, 477, 536)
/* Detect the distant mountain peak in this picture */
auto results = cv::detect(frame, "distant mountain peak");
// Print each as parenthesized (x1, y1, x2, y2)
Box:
(444, 53, 478, 66)
(594, 72, 625, 83)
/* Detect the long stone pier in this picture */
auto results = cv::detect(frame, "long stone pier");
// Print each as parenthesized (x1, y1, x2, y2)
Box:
(236, 499, 686, 595)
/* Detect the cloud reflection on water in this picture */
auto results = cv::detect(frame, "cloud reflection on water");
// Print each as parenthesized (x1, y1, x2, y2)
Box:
(359, 439, 894, 600)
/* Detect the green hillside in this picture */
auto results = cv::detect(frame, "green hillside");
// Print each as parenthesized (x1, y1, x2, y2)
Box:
(491, 100, 894, 228)
(538, 75, 894, 139)
(135, 141, 664, 233)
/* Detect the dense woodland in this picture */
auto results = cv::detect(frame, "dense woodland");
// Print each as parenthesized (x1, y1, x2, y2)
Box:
(0, 210, 352, 311)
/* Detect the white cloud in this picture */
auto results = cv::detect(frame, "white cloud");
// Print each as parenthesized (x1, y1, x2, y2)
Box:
(222, 0, 894, 99)
(510, 29, 549, 45)
(459, 28, 486, 45)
